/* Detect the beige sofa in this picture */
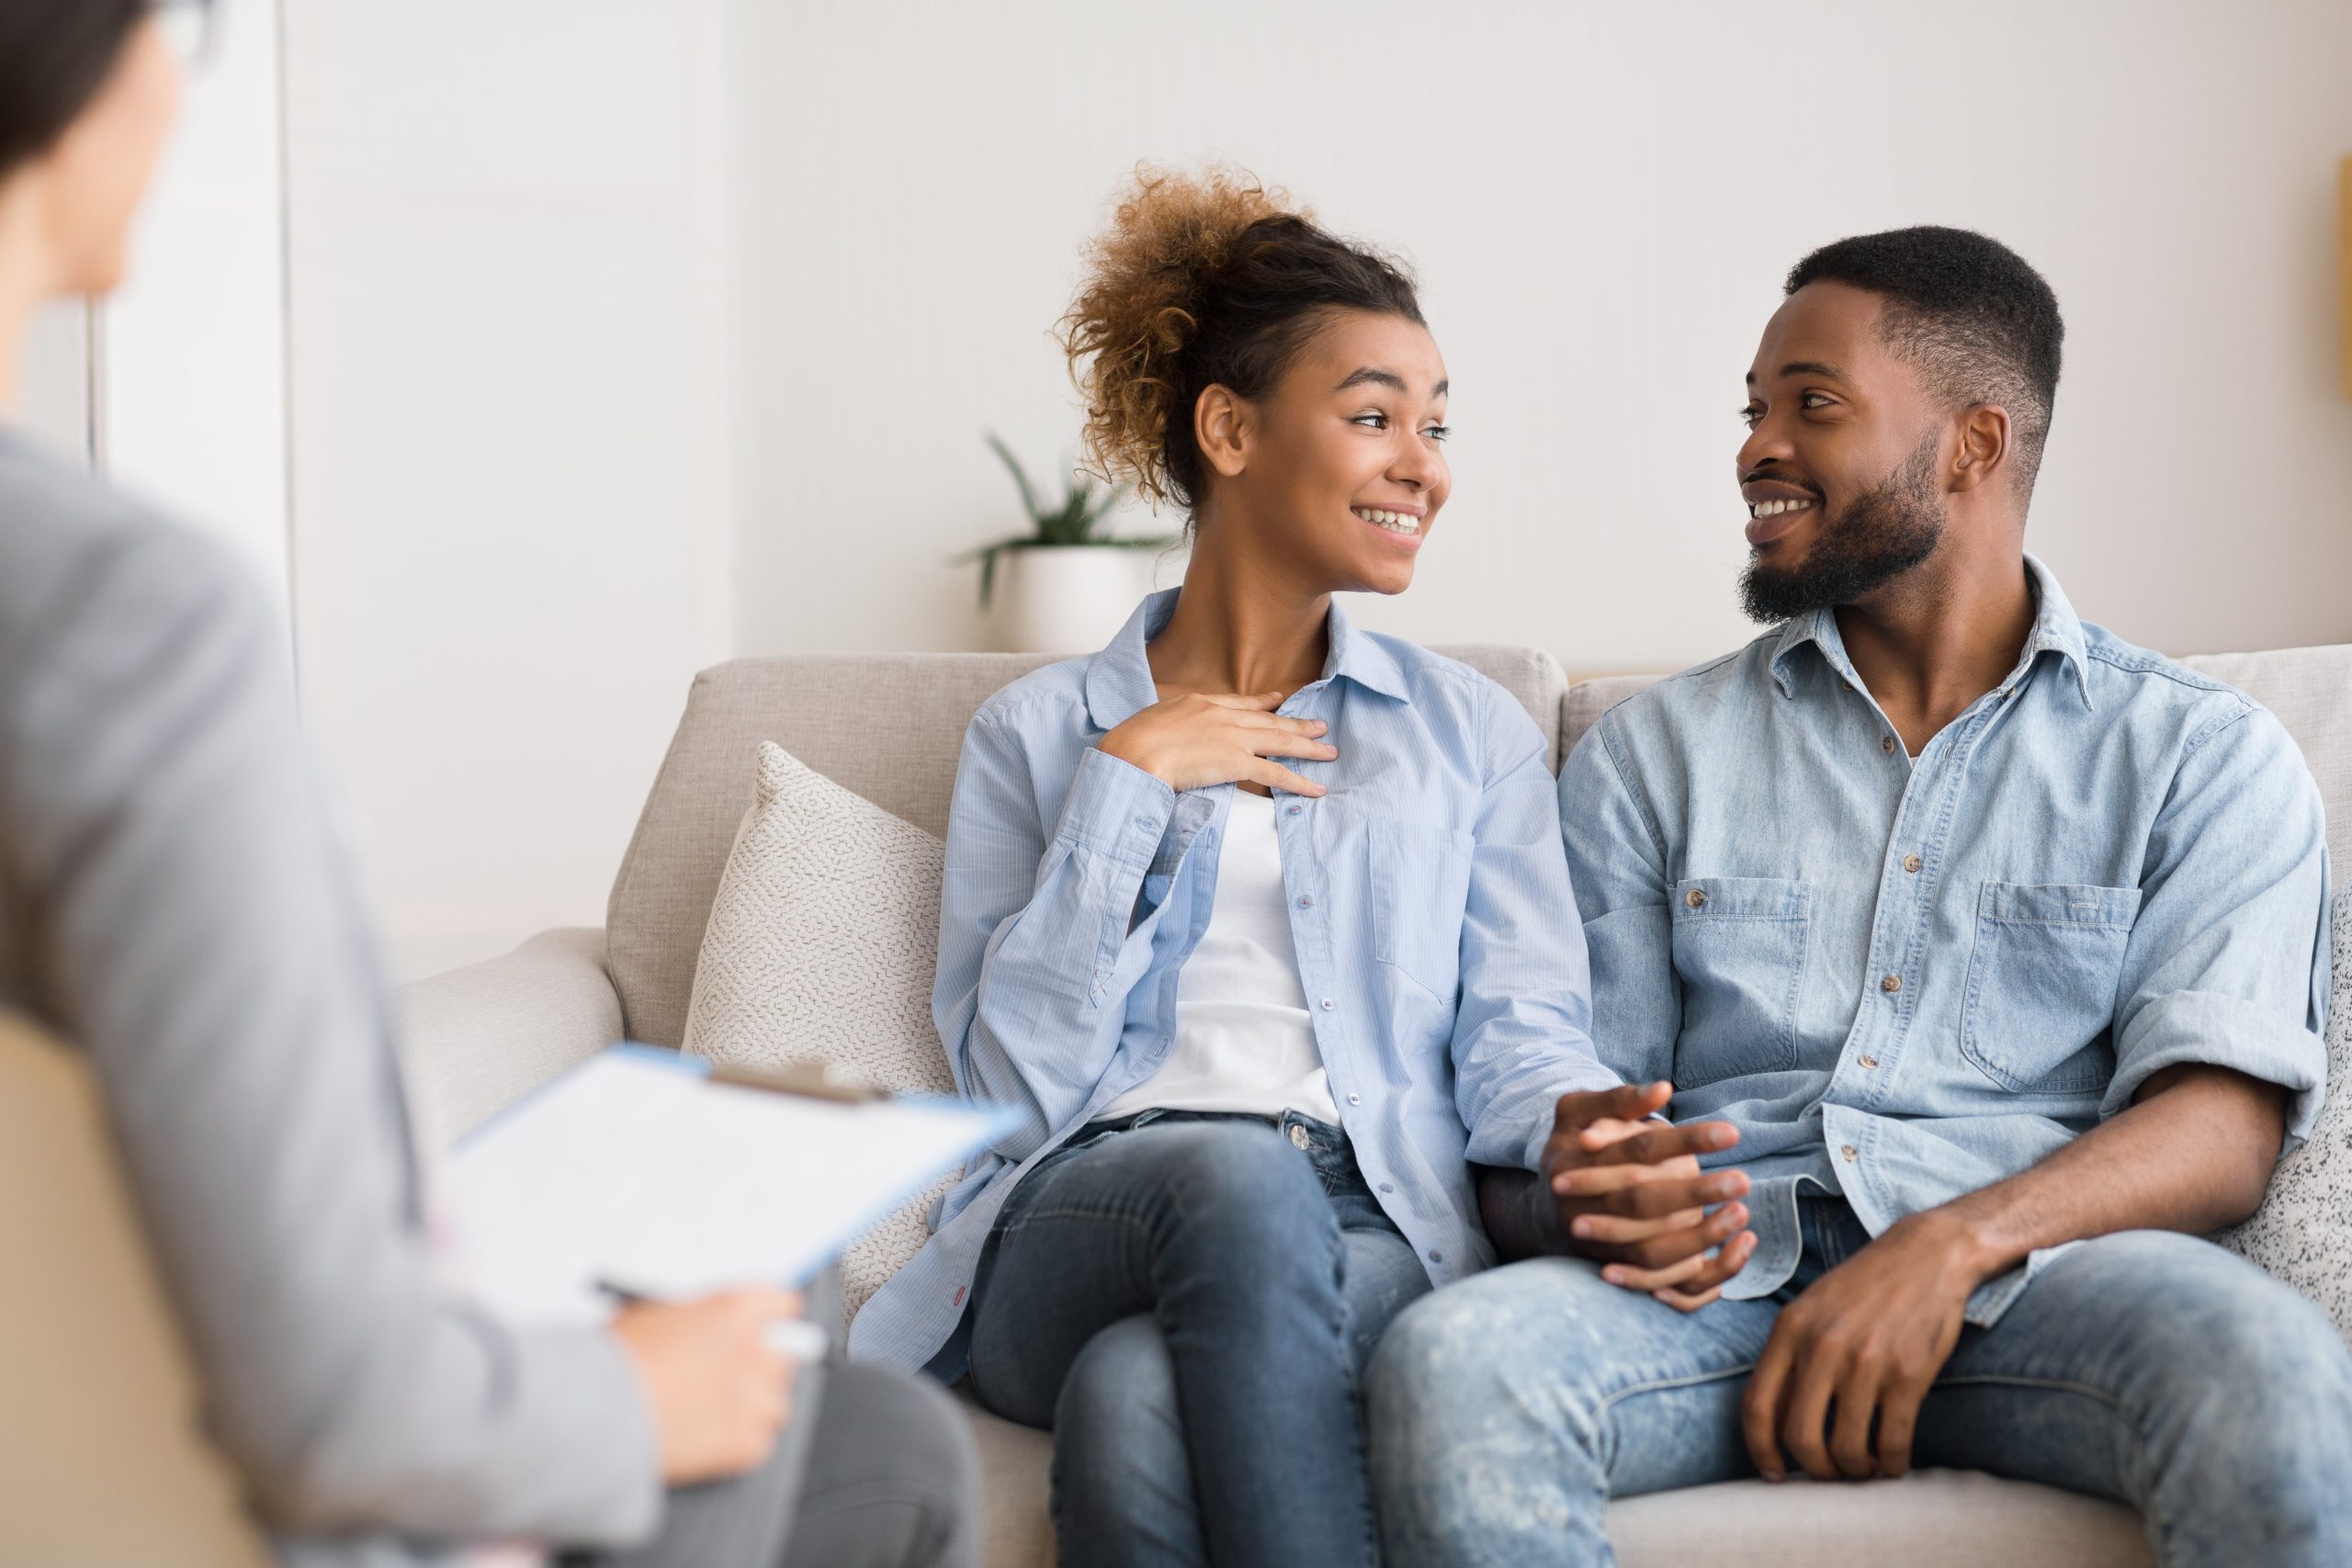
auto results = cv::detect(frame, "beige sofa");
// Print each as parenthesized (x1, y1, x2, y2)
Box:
(401, 640, 2352, 1568)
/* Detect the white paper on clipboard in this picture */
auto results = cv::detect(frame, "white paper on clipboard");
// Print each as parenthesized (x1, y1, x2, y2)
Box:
(441, 1045, 1011, 1328)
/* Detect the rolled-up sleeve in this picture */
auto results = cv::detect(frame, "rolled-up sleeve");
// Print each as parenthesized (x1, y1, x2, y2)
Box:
(2109, 703, 2330, 1145)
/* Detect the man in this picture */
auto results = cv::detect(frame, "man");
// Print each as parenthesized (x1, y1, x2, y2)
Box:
(1368, 227, 2352, 1566)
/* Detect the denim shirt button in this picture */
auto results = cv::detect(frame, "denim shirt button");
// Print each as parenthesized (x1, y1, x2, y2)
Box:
(1903, 853, 1923, 873)
(1319, 998, 1335, 1010)
(1881, 735, 1898, 754)
(1428, 1250, 1443, 1263)
(1840, 1144, 1859, 1162)
(1881, 974, 1903, 993)
(1298, 895, 1313, 908)
(1286, 803, 1303, 816)
(1379, 1182, 1395, 1194)
(1859, 1055, 1880, 1069)
(1346, 1092, 1361, 1106)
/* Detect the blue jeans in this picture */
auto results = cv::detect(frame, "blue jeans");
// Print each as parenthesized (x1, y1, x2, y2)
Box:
(1370, 1198, 2352, 1568)
(967, 1110, 1430, 1568)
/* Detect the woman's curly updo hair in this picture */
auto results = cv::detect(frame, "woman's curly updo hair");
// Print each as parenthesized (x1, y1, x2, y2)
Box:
(1060, 164, 1424, 513)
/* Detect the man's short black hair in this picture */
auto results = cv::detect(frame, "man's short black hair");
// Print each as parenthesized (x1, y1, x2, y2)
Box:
(1786, 226, 2064, 495)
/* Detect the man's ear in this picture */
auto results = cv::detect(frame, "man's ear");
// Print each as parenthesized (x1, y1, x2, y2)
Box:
(1194, 385, 1251, 480)
(1949, 404, 2011, 494)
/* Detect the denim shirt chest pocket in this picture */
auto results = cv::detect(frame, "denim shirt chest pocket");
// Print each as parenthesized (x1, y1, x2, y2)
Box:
(1369, 819, 1477, 999)
(1670, 876, 1813, 1085)
(1960, 881, 2143, 1093)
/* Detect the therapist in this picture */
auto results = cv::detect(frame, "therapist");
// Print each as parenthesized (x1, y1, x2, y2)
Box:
(0, 4, 976, 1565)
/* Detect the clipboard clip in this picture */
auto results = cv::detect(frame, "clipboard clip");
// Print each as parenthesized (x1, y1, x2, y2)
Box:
(708, 1059, 886, 1104)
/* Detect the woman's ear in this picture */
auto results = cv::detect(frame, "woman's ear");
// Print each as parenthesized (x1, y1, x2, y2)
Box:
(1193, 385, 1251, 479)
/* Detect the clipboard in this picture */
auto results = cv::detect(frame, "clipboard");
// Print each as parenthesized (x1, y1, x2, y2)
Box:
(440, 1045, 1012, 1328)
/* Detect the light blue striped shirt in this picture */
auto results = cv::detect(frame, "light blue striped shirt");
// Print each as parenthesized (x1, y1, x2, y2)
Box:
(852, 589, 1617, 1374)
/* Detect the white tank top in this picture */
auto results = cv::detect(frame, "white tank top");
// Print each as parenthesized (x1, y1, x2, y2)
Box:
(1099, 790, 1340, 1123)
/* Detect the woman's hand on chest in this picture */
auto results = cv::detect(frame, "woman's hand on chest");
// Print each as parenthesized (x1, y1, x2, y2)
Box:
(1099, 691, 1337, 798)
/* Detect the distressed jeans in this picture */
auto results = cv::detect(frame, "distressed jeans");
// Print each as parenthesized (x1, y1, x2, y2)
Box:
(1370, 1197, 2352, 1568)
(967, 1110, 1430, 1568)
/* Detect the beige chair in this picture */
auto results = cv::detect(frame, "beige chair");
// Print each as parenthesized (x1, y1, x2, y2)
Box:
(408, 639, 2352, 1567)
(0, 1010, 271, 1568)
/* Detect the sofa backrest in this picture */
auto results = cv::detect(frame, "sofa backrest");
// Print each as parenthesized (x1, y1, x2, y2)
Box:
(606, 645, 1571, 1046)
(609, 640, 2352, 1050)
(1557, 646, 2352, 877)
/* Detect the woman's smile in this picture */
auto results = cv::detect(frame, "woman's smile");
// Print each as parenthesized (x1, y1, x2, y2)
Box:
(1352, 504, 1425, 545)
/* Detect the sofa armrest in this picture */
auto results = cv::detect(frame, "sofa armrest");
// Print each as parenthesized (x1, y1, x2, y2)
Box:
(399, 927, 626, 1150)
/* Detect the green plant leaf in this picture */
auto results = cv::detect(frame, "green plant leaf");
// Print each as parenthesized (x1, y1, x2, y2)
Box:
(984, 431, 1047, 528)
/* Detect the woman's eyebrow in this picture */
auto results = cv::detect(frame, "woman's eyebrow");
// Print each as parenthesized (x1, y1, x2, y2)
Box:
(1334, 367, 1448, 396)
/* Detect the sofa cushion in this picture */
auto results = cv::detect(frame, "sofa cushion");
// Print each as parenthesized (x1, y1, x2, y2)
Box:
(1605, 1472, 2148, 1567)
(2217, 891, 2352, 1338)
(679, 741, 955, 1324)
(607, 645, 1568, 1048)
(951, 1388, 2152, 1568)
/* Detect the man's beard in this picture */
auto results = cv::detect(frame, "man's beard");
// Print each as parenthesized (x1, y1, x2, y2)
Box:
(1739, 434, 1946, 624)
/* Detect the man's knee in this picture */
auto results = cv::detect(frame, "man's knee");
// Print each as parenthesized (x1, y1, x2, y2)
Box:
(2171, 1250, 2352, 1450)
(2047, 1234, 2352, 1460)
(1370, 1260, 1616, 1457)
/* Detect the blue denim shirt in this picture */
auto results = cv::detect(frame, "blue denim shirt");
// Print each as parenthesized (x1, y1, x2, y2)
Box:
(1559, 558, 2331, 1324)
(853, 589, 1617, 1373)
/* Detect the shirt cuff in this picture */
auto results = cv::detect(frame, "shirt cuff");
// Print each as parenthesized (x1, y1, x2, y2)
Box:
(1053, 746, 1180, 872)
(2110, 989, 2328, 1148)
(1056, 747, 1221, 891)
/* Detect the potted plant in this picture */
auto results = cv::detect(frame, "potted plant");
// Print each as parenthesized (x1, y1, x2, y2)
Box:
(957, 432, 1182, 653)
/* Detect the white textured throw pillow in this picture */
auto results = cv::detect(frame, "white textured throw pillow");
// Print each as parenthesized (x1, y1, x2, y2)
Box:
(681, 741, 955, 1325)
(2218, 892, 2352, 1342)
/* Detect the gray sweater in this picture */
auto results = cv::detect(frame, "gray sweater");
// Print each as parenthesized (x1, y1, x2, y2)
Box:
(0, 430, 660, 1557)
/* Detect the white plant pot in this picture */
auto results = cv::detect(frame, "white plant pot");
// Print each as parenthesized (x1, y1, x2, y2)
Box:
(989, 545, 1174, 654)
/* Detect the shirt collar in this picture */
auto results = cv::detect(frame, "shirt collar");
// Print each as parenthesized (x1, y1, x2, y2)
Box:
(1768, 554, 2093, 710)
(1082, 588, 1412, 731)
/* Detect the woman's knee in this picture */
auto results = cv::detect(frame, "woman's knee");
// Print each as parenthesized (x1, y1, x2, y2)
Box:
(1136, 1121, 1332, 1243)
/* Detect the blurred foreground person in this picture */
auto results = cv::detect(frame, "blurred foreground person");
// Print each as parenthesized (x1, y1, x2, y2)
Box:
(0, 5, 976, 1564)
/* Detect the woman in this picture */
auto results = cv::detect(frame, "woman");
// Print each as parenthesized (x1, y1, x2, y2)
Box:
(854, 167, 1634, 1566)
(0, 6, 973, 1566)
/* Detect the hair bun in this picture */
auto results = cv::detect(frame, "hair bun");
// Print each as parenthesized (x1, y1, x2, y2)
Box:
(1060, 163, 1421, 513)
(1060, 164, 1300, 508)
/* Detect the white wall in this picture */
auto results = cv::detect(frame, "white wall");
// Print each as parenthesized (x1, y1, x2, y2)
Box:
(281, 0, 735, 978)
(732, 0, 2352, 671)
(18, 301, 93, 464)
(104, 0, 2352, 980)
(99, 0, 289, 616)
